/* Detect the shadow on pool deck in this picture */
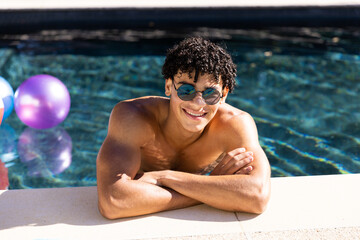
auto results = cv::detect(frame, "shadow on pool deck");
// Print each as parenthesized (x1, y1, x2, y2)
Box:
(0, 186, 254, 239)
(0, 186, 248, 229)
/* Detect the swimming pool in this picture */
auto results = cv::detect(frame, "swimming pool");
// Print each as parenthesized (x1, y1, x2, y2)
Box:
(0, 27, 359, 189)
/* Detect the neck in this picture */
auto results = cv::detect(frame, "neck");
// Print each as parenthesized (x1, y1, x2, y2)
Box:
(161, 112, 205, 150)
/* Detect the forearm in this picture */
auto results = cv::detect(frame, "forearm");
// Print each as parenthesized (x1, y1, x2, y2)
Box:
(98, 178, 200, 219)
(158, 171, 270, 213)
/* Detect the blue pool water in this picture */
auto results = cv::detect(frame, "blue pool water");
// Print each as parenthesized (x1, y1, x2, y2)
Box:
(0, 27, 359, 189)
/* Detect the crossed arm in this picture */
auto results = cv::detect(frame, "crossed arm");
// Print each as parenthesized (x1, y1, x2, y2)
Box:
(97, 139, 200, 219)
(96, 104, 271, 219)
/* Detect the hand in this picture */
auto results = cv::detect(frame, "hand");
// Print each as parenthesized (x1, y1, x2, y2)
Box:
(135, 171, 164, 186)
(210, 148, 253, 176)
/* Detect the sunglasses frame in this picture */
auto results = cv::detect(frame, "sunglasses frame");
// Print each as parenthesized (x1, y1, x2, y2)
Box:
(172, 81, 223, 105)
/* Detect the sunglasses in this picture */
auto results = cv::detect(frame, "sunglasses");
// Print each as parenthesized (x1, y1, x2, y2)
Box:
(173, 81, 223, 105)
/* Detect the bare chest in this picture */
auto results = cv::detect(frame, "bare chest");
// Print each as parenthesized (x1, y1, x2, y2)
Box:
(140, 136, 224, 174)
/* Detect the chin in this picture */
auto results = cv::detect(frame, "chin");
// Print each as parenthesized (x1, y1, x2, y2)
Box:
(181, 116, 211, 133)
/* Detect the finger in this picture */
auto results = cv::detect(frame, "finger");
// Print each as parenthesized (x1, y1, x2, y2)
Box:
(214, 148, 246, 170)
(221, 152, 253, 174)
(235, 165, 253, 175)
(211, 149, 248, 175)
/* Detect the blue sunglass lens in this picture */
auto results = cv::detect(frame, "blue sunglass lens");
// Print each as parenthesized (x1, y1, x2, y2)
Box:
(177, 84, 196, 100)
(176, 84, 221, 105)
(203, 88, 216, 97)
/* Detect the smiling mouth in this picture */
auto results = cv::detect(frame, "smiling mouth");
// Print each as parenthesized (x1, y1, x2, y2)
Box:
(183, 109, 207, 118)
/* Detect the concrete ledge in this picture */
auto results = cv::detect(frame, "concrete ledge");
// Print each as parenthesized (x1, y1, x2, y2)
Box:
(1, 174, 359, 239)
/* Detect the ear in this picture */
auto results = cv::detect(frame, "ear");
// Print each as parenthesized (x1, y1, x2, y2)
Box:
(165, 78, 172, 96)
(220, 87, 229, 103)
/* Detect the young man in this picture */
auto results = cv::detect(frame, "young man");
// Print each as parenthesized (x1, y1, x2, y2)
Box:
(96, 37, 271, 219)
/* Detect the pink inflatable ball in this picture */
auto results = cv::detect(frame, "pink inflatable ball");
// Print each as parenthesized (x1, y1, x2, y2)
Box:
(14, 74, 71, 129)
(0, 98, 3, 125)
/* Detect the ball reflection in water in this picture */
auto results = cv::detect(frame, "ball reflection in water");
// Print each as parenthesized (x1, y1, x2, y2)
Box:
(0, 123, 17, 163)
(18, 127, 72, 177)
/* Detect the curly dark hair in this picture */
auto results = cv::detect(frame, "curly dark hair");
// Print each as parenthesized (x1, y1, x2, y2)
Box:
(162, 37, 237, 93)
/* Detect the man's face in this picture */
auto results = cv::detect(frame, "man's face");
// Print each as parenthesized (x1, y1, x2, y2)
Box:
(165, 70, 228, 133)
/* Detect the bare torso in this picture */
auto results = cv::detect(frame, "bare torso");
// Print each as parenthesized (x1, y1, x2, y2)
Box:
(97, 95, 271, 219)
(130, 97, 242, 174)
(140, 128, 225, 174)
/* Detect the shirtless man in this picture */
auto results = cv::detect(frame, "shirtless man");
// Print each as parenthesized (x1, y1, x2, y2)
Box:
(96, 37, 271, 219)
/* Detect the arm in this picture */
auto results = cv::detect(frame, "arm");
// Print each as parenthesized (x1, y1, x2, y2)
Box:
(139, 113, 271, 214)
(96, 102, 199, 219)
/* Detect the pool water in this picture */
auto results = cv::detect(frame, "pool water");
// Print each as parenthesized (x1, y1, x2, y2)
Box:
(0, 27, 359, 189)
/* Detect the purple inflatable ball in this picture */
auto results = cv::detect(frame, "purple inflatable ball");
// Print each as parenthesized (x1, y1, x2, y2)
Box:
(14, 74, 71, 129)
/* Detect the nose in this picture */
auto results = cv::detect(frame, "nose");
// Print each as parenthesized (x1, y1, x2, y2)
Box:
(191, 92, 206, 106)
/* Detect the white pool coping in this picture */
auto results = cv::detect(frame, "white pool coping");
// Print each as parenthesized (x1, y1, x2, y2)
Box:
(1, 174, 359, 239)
(1, 0, 360, 10)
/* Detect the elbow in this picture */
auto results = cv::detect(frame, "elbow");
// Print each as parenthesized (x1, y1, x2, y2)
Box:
(250, 191, 270, 214)
(98, 198, 119, 220)
(98, 193, 129, 220)
(98, 203, 115, 220)
(233, 180, 271, 214)
(97, 177, 134, 219)
(249, 181, 271, 214)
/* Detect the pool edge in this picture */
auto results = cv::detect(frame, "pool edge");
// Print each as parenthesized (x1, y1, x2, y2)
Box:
(1, 174, 360, 239)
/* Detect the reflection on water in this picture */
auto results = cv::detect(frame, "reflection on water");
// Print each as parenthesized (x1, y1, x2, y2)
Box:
(0, 123, 17, 164)
(17, 127, 72, 177)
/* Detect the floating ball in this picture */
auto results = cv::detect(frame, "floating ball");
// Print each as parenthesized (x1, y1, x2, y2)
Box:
(0, 98, 4, 125)
(14, 74, 71, 129)
(0, 76, 15, 121)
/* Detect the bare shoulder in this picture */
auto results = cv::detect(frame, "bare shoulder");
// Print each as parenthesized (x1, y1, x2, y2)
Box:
(97, 96, 169, 176)
(214, 103, 259, 149)
(215, 105, 270, 180)
(108, 96, 169, 146)
(216, 103, 255, 128)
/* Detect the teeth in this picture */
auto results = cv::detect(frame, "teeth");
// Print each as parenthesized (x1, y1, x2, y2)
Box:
(185, 110, 204, 117)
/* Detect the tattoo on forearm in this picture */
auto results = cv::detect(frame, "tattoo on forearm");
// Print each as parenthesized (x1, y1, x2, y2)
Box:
(197, 152, 226, 175)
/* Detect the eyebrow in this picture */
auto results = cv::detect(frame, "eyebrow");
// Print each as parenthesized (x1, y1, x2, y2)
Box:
(178, 81, 194, 86)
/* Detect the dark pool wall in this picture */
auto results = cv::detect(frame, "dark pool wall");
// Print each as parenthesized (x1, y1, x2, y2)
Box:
(1, 6, 360, 34)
